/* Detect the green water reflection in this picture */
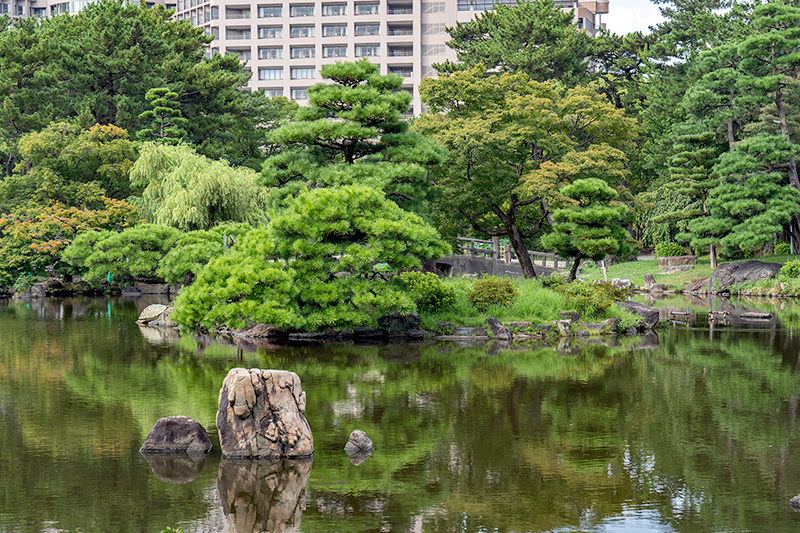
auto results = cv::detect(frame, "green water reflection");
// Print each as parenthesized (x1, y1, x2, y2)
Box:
(3, 297, 800, 532)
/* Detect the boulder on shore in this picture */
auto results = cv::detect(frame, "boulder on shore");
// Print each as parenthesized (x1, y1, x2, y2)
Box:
(616, 301, 659, 329)
(136, 304, 176, 327)
(486, 317, 511, 341)
(708, 261, 782, 293)
(216, 368, 314, 458)
(139, 416, 212, 454)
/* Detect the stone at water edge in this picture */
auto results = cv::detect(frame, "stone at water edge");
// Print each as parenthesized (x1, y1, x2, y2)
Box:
(485, 317, 511, 341)
(790, 494, 800, 509)
(136, 304, 169, 324)
(216, 368, 314, 458)
(616, 301, 659, 329)
(139, 416, 212, 454)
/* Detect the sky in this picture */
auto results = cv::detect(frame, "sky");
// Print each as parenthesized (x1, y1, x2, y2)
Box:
(603, 0, 666, 35)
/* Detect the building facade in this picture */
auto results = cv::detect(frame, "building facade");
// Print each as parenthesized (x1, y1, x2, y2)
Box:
(1, 0, 607, 113)
(174, 0, 608, 113)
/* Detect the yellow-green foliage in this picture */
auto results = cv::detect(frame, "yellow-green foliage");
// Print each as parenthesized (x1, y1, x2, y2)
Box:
(779, 259, 800, 279)
(398, 271, 457, 313)
(554, 281, 629, 317)
(467, 276, 519, 311)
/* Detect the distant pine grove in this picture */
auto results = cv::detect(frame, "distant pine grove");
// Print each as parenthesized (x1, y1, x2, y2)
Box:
(1, 0, 799, 331)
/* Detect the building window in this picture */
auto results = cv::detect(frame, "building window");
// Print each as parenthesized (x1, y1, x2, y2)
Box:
(422, 44, 445, 55)
(211, 6, 219, 18)
(355, 45, 379, 57)
(227, 28, 251, 40)
(290, 25, 315, 38)
(323, 45, 348, 58)
(259, 46, 284, 59)
(291, 46, 316, 59)
(210, 27, 220, 39)
(322, 3, 346, 16)
(258, 25, 283, 38)
(422, 23, 445, 34)
(14, 4, 24, 15)
(354, 2, 379, 15)
(291, 67, 315, 79)
(290, 4, 314, 16)
(322, 24, 347, 37)
(259, 67, 284, 80)
(263, 88, 284, 97)
(389, 67, 413, 78)
(230, 49, 252, 60)
(354, 23, 379, 36)
(258, 5, 282, 17)
(422, 1, 445, 12)
(291, 88, 309, 100)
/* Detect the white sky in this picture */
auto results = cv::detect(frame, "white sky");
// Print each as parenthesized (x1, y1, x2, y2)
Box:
(603, 0, 666, 35)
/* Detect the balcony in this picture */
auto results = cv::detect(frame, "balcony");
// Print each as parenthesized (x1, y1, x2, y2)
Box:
(226, 9, 251, 19)
(389, 67, 413, 78)
(387, 4, 412, 14)
(387, 25, 413, 36)
(388, 47, 413, 57)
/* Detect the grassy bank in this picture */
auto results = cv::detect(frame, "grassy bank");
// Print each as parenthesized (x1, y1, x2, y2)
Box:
(422, 277, 641, 331)
(578, 254, 797, 290)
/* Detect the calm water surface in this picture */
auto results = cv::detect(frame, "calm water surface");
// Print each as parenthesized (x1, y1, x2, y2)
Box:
(3, 296, 800, 532)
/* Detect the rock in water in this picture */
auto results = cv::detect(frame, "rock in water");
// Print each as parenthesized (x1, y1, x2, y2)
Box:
(344, 429, 374, 454)
(616, 301, 659, 329)
(139, 416, 212, 454)
(216, 368, 314, 458)
(790, 494, 800, 509)
(136, 304, 169, 324)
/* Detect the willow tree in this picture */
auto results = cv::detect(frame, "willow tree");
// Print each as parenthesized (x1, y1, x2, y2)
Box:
(129, 143, 268, 231)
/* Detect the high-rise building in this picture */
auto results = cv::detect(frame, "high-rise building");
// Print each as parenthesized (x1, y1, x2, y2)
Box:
(2, 0, 174, 19)
(175, 0, 608, 113)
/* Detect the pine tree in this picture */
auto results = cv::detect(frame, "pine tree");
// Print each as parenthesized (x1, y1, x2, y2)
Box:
(137, 88, 187, 144)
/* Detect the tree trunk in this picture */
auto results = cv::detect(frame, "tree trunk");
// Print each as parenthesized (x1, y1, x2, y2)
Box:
(726, 90, 736, 150)
(507, 225, 537, 279)
(775, 89, 800, 190)
(710, 244, 717, 269)
(568, 255, 582, 282)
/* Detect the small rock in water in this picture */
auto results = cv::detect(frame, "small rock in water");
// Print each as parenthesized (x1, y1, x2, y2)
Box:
(344, 429, 374, 454)
(790, 494, 800, 509)
(140, 416, 212, 454)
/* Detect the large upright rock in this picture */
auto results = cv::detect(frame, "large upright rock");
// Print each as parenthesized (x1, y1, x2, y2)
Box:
(217, 368, 314, 458)
(139, 416, 212, 454)
(709, 261, 781, 293)
(616, 301, 659, 329)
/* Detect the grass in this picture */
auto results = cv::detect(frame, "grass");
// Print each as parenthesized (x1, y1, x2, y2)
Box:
(420, 277, 641, 331)
(579, 254, 797, 290)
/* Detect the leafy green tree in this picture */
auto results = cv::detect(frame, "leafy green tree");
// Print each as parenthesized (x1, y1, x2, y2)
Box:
(542, 178, 632, 281)
(0, 122, 137, 210)
(415, 67, 636, 279)
(680, 134, 800, 257)
(0, 0, 271, 168)
(656, 123, 724, 266)
(442, 0, 591, 86)
(137, 88, 187, 144)
(129, 143, 268, 231)
(174, 185, 450, 331)
(62, 224, 181, 284)
(262, 59, 442, 213)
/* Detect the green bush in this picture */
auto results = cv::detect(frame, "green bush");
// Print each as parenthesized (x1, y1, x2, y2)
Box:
(398, 271, 457, 313)
(467, 276, 518, 311)
(555, 281, 628, 318)
(540, 272, 567, 288)
(779, 259, 800, 279)
(775, 242, 791, 255)
(654, 242, 685, 257)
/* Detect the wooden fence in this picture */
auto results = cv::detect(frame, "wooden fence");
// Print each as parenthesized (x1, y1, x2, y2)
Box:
(456, 236, 572, 270)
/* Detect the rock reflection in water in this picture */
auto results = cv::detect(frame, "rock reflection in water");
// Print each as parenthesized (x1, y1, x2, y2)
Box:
(217, 457, 312, 533)
(142, 452, 209, 483)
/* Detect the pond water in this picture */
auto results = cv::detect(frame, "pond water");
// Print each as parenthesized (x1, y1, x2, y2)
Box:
(3, 296, 800, 532)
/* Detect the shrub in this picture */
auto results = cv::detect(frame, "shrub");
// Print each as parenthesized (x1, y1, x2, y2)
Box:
(467, 276, 518, 310)
(775, 242, 791, 255)
(555, 281, 628, 318)
(398, 271, 457, 313)
(540, 272, 567, 288)
(779, 259, 800, 279)
(654, 242, 685, 257)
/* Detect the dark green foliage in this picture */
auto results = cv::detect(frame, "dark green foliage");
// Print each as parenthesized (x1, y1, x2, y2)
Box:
(542, 178, 633, 281)
(554, 281, 627, 318)
(156, 223, 253, 284)
(442, 0, 591, 86)
(398, 271, 457, 313)
(62, 224, 181, 284)
(137, 88, 187, 144)
(779, 260, 800, 279)
(654, 242, 686, 257)
(467, 276, 518, 311)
